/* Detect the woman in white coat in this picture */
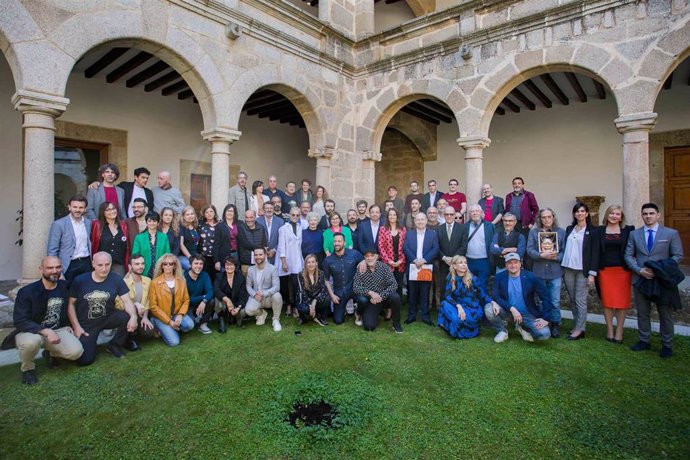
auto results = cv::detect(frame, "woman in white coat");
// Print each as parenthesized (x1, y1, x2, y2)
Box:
(249, 180, 270, 217)
(278, 207, 304, 316)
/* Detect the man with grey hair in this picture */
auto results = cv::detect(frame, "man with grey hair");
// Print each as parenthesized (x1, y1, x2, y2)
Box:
(459, 204, 495, 293)
(490, 212, 526, 273)
(152, 170, 185, 213)
(229, 171, 250, 221)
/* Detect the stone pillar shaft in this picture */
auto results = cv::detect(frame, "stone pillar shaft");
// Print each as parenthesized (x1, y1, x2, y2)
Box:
(615, 113, 657, 227)
(12, 91, 69, 282)
(202, 128, 241, 211)
(308, 146, 336, 194)
(457, 136, 491, 208)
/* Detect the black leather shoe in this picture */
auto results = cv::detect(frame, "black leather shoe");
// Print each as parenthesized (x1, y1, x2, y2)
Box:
(124, 339, 141, 352)
(659, 346, 673, 358)
(218, 317, 227, 333)
(422, 319, 433, 326)
(42, 350, 59, 368)
(404, 319, 415, 325)
(566, 332, 585, 341)
(629, 341, 651, 352)
(392, 322, 403, 334)
(107, 344, 126, 358)
(550, 323, 560, 339)
(21, 370, 38, 385)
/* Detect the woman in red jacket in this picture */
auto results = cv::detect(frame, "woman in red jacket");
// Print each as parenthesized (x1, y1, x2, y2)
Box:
(378, 208, 407, 320)
(90, 201, 130, 276)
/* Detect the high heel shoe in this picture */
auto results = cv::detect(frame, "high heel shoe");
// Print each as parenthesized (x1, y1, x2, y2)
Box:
(567, 331, 585, 341)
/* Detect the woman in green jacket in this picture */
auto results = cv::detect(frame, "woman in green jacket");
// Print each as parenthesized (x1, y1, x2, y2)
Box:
(322, 212, 353, 256)
(132, 211, 171, 278)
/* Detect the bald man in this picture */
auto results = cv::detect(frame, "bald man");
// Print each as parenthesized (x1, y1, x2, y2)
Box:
(1, 256, 84, 385)
(152, 170, 185, 213)
(67, 252, 138, 366)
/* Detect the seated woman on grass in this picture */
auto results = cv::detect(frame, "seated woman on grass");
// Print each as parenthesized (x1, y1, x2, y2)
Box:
(437, 255, 496, 339)
(148, 253, 194, 346)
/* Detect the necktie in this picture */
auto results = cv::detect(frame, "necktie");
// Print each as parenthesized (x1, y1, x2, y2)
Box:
(447, 223, 452, 239)
(646, 229, 654, 252)
(243, 188, 249, 211)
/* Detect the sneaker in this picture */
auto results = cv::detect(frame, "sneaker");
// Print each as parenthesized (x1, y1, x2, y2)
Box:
(272, 318, 282, 332)
(660, 346, 673, 358)
(314, 316, 328, 327)
(515, 324, 534, 342)
(256, 309, 268, 326)
(354, 314, 363, 327)
(493, 331, 509, 343)
(106, 344, 126, 359)
(629, 341, 651, 352)
(199, 323, 212, 335)
(21, 370, 38, 385)
(392, 322, 403, 334)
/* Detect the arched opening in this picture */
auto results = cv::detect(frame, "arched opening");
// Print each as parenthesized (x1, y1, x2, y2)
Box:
(0, 51, 22, 280)
(479, 69, 619, 225)
(651, 55, 690, 255)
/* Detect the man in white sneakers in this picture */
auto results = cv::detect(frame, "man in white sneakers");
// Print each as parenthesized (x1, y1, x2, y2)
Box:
(244, 247, 283, 331)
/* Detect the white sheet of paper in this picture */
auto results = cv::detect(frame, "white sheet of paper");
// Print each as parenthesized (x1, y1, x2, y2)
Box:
(409, 264, 433, 281)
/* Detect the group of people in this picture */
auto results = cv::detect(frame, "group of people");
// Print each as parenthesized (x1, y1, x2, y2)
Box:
(3, 165, 684, 385)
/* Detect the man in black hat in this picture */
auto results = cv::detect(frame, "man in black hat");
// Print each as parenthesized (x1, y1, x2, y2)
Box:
(353, 247, 403, 333)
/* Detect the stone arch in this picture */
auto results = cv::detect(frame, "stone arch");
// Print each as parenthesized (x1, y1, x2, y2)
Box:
(361, 79, 465, 156)
(476, 43, 625, 137)
(225, 66, 327, 149)
(386, 112, 436, 161)
(637, 15, 690, 112)
(5, 6, 223, 130)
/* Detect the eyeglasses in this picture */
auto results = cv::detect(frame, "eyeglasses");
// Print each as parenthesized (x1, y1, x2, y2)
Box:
(290, 214, 300, 217)
(105, 207, 117, 212)
(444, 213, 454, 216)
(162, 262, 175, 266)
(454, 216, 462, 221)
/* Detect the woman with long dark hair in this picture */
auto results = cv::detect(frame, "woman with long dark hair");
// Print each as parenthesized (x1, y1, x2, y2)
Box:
(378, 208, 406, 303)
(198, 204, 219, 284)
(90, 201, 130, 276)
(158, 207, 181, 256)
(214, 204, 239, 273)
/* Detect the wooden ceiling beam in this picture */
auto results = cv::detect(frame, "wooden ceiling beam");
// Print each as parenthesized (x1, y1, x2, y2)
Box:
(540, 73, 569, 105)
(243, 93, 286, 112)
(244, 89, 276, 104)
(663, 72, 673, 90)
(401, 106, 441, 125)
(592, 79, 607, 99)
(144, 71, 179, 92)
(126, 61, 170, 88)
(523, 80, 552, 108)
(84, 47, 128, 78)
(495, 106, 505, 116)
(177, 89, 194, 100)
(417, 98, 455, 117)
(565, 72, 587, 102)
(501, 97, 520, 113)
(407, 102, 453, 123)
(246, 100, 293, 116)
(510, 88, 535, 110)
(161, 80, 189, 96)
(106, 51, 153, 83)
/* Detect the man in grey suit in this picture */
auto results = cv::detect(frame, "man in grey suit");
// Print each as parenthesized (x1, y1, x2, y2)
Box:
(257, 202, 284, 265)
(47, 194, 93, 283)
(625, 202, 684, 358)
(244, 247, 283, 332)
(438, 205, 463, 291)
(228, 171, 250, 222)
(85, 163, 126, 219)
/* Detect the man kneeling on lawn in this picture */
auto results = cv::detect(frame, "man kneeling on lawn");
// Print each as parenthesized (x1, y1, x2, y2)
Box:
(485, 253, 551, 343)
(353, 247, 403, 333)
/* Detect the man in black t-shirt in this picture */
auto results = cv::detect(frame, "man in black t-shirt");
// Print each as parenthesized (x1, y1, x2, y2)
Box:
(67, 252, 138, 366)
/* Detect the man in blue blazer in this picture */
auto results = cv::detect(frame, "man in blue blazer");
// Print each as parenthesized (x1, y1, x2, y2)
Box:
(624, 202, 684, 358)
(486, 253, 551, 343)
(459, 204, 496, 293)
(403, 213, 439, 325)
(357, 205, 382, 254)
(257, 202, 284, 265)
(47, 195, 93, 283)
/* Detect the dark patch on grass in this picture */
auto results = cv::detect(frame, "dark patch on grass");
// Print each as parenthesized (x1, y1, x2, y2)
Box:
(288, 400, 338, 429)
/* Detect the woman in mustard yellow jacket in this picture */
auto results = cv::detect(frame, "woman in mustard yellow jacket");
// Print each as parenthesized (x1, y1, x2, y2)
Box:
(148, 253, 193, 346)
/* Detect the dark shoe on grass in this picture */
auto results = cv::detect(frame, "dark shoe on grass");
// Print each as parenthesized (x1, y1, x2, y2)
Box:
(21, 370, 38, 385)
(107, 344, 126, 359)
(629, 341, 651, 352)
(42, 350, 59, 368)
(124, 339, 141, 352)
(660, 346, 672, 359)
(550, 323, 560, 339)
(404, 319, 415, 325)
(218, 317, 227, 334)
(392, 322, 403, 334)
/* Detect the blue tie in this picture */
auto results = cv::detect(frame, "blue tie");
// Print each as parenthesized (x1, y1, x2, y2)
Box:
(646, 229, 654, 252)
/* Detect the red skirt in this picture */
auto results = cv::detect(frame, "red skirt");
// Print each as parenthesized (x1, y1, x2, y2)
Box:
(598, 266, 632, 309)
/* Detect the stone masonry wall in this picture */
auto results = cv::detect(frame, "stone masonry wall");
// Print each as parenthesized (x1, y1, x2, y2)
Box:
(376, 128, 424, 206)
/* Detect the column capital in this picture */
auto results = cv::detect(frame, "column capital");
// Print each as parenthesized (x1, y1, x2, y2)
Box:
(201, 127, 242, 143)
(456, 135, 491, 150)
(12, 89, 69, 117)
(362, 150, 382, 162)
(614, 112, 657, 134)
(308, 146, 337, 160)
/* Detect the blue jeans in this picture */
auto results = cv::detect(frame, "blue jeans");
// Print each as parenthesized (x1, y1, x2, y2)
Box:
(484, 305, 550, 340)
(332, 292, 355, 325)
(542, 277, 562, 323)
(179, 256, 190, 271)
(152, 316, 195, 347)
(467, 257, 491, 293)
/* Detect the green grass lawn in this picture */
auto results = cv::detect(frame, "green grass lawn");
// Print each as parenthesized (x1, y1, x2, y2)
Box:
(1, 313, 689, 459)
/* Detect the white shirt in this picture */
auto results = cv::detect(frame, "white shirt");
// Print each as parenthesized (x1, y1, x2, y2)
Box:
(70, 215, 90, 258)
(416, 230, 426, 261)
(429, 192, 438, 207)
(370, 220, 380, 240)
(128, 184, 147, 218)
(466, 222, 487, 259)
(562, 226, 585, 270)
(264, 217, 273, 237)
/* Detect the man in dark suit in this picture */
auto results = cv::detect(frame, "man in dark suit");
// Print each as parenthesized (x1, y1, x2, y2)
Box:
(403, 213, 439, 325)
(624, 202, 684, 358)
(118, 167, 154, 218)
(422, 179, 444, 212)
(257, 202, 284, 265)
(438, 205, 463, 292)
(47, 194, 93, 283)
(357, 205, 382, 253)
(486, 253, 551, 343)
(459, 204, 496, 293)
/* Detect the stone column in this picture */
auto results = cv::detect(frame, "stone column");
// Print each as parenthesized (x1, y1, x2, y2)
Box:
(308, 146, 336, 191)
(319, 0, 374, 39)
(361, 150, 382, 206)
(201, 127, 241, 210)
(614, 112, 657, 227)
(457, 136, 491, 207)
(12, 90, 69, 282)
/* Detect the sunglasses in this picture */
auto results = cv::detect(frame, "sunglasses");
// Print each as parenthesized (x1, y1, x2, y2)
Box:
(162, 262, 175, 266)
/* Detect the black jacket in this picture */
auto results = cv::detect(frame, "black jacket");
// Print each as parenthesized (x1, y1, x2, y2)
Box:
(564, 224, 599, 278)
(634, 258, 685, 311)
(236, 222, 268, 266)
(595, 225, 634, 269)
(213, 270, 248, 309)
(119, 181, 154, 212)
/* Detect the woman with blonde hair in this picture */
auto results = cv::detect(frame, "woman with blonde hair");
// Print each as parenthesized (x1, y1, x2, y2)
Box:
(295, 254, 330, 326)
(148, 253, 194, 346)
(593, 205, 634, 344)
(437, 255, 496, 339)
(179, 205, 200, 271)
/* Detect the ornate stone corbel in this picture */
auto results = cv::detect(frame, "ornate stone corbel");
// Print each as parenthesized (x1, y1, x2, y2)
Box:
(362, 150, 382, 162)
(225, 21, 243, 40)
(308, 146, 337, 160)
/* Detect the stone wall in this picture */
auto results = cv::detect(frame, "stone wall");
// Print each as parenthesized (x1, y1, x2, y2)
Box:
(375, 128, 424, 206)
